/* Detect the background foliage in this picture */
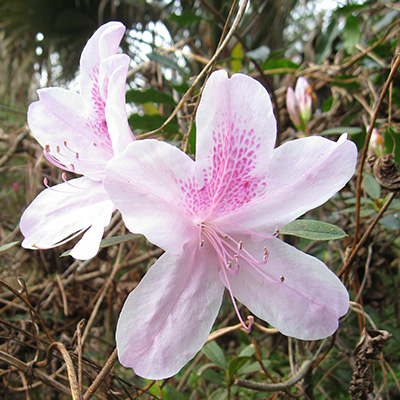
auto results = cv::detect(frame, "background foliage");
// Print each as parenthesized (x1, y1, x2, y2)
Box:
(1, 0, 400, 399)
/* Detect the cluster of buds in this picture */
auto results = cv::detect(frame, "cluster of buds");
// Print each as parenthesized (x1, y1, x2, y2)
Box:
(286, 77, 314, 134)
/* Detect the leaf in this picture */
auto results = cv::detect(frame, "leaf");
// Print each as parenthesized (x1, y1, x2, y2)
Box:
(208, 388, 227, 400)
(61, 234, 139, 257)
(343, 15, 361, 55)
(237, 359, 271, 376)
(202, 341, 227, 369)
(126, 88, 176, 106)
(129, 114, 179, 134)
(237, 344, 255, 357)
(147, 52, 186, 75)
(262, 58, 299, 74)
(0, 241, 19, 253)
(162, 384, 184, 400)
(168, 11, 205, 27)
(280, 220, 347, 241)
(231, 42, 243, 73)
(200, 369, 225, 385)
(363, 174, 381, 199)
(315, 19, 340, 64)
(320, 126, 363, 136)
(332, 75, 360, 90)
(228, 356, 250, 377)
(379, 213, 400, 231)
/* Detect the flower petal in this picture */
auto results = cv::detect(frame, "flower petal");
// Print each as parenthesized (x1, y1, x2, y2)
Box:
(20, 177, 114, 260)
(104, 139, 197, 253)
(80, 21, 126, 102)
(222, 134, 357, 231)
(194, 70, 276, 219)
(101, 54, 135, 155)
(227, 237, 349, 340)
(116, 241, 225, 379)
(28, 88, 113, 180)
(286, 86, 300, 126)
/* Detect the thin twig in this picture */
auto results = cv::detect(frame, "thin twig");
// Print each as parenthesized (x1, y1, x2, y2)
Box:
(352, 54, 400, 252)
(83, 348, 118, 400)
(235, 359, 313, 392)
(136, 0, 249, 139)
(339, 191, 397, 279)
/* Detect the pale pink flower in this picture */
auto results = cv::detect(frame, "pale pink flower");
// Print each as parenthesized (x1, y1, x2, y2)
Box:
(20, 22, 135, 260)
(104, 70, 357, 379)
(287, 76, 313, 132)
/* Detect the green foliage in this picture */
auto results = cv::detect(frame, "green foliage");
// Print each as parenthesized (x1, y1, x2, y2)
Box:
(280, 220, 347, 241)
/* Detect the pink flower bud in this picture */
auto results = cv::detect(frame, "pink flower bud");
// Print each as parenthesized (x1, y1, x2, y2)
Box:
(286, 77, 313, 133)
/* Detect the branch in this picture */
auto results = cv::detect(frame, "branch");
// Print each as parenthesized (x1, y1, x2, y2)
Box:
(235, 359, 313, 392)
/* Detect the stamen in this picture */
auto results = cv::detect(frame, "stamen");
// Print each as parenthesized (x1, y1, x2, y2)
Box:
(61, 173, 83, 189)
(220, 262, 253, 331)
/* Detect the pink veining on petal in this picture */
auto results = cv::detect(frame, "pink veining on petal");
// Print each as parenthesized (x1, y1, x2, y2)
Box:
(178, 113, 267, 221)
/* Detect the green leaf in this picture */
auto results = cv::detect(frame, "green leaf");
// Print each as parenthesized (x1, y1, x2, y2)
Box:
(168, 11, 206, 27)
(280, 220, 347, 241)
(262, 58, 299, 74)
(343, 15, 361, 55)
(200, 369, 225, 385)
(228, 356, 250, 377)
(147, 52, 186, 75)
(363, 174, 381, 199)
(237, 359, 270, 376)
(231, 42, 244, 73)
(162, 384, 184, 400)
(208, 388, 227, 400)
(320, 126, 363, 136)
(61, 234, 139, 257)
(379, 213, 400, 231)
(126, 88, 176, 105)
(202, 341, 227, 369)
(0, 241, 19, 253)
(316, 19, 340, 64)
(237, 344, 255, 357)
(129, 114, 179, 134)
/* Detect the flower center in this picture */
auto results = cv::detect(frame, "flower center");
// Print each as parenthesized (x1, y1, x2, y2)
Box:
(199, 222, 283, 331)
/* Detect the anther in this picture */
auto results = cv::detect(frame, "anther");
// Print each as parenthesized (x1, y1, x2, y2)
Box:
(200, 239, 204, 247)
(237, 241, 243, 250)
(56, 145, 60, 152)
(75, 152, 79, 159)
(70, 163, 75, 171)
(280, 275, 285, 282)
(93, 142, 97, 147)
(45, 144, 50, 152)
(274, 227, 280, 236)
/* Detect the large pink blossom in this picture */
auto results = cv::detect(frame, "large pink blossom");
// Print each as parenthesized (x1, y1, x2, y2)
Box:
(20, 22, 135, 260)
(104, 70, 357, 379)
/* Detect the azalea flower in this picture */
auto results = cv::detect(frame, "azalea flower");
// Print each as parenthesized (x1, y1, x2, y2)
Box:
(20, 21, 135, 260)
(286, 76, 313, 133)
(104, 70, 357, 379)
